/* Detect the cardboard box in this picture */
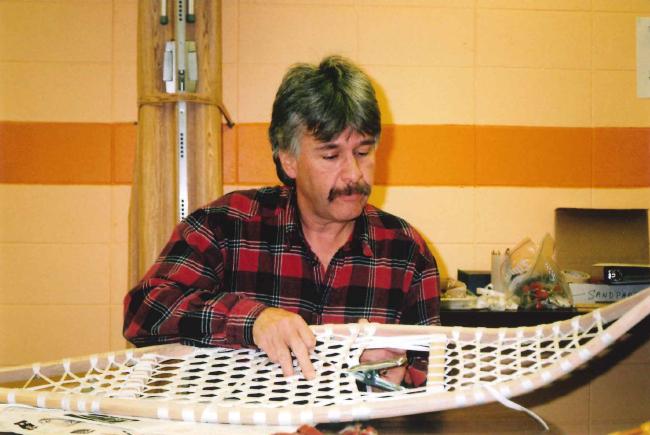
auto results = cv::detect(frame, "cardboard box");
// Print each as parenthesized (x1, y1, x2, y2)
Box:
(555, 208, 649, 280)
(570, 283, 649, 303)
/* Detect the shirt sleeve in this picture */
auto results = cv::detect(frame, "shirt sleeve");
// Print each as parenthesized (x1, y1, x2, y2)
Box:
(123, 210, 267, 348)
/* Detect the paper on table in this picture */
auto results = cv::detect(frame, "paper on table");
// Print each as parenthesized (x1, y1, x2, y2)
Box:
(0, 404, 297, 435)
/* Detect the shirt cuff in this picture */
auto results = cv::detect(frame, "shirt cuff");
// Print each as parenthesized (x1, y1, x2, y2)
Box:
(406, 353, 429, 387)
(224, 298, 268, 347)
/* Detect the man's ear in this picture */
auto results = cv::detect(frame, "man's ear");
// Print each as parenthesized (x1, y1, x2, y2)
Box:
(278, 150, 298, 179)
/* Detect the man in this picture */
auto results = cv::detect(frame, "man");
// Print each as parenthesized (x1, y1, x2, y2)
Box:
(124, 55, 440, 387)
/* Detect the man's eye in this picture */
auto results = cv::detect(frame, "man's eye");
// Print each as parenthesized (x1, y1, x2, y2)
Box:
(356, 148, 372, 157)
(323, 154, 338, 160)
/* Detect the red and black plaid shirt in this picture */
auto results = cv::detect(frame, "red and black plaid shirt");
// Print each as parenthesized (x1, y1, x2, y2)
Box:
(123, 186, 440, 350)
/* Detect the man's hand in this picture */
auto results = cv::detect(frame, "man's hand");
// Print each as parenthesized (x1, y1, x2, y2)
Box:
(253, 307, 317, 380)
(359, 348, 410, 388)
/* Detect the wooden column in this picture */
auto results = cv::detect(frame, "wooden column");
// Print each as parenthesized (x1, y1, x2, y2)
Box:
(129, 1, 223, 287)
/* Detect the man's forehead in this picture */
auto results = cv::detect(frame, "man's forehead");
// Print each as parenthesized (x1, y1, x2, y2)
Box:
(305, 128, 376, 147)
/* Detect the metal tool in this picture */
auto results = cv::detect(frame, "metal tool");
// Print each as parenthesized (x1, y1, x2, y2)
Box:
(347, 355, 407, 391)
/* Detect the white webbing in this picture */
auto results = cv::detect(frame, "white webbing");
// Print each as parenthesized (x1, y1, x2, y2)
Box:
(4, 287, 648, 426)
(483, 384, 549, 431)
(13, 319, 606, 408)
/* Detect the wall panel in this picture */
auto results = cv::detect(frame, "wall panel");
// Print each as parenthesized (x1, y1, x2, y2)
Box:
(366, 66, 475, 125)
(0, 185, 112, 243)
(358, 6, 474, 67)
(477, 9, 591, 69)
(593, 12, 638, 70)
(0, 306, 110, 366)
(593, 71, 650, 126)
(238, 3, 357, 64)
(0, 1, 112, 63)
(0, 63, 113, 122)
(475, 68, 592, 127)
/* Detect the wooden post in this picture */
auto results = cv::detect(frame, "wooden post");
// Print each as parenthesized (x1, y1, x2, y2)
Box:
(129, 0, 223, 287)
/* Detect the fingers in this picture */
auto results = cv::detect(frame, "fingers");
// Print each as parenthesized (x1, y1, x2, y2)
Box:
(290, 333, 316, 380)
(273, 327, 313, 380)
(275, 341, 295, 378)
(297, 323, 317, 349)
(253, 307, 316, 380)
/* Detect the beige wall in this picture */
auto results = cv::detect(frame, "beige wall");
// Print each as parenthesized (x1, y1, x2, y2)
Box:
(0, 0, 137, 364)
(1, 1, 649, 432)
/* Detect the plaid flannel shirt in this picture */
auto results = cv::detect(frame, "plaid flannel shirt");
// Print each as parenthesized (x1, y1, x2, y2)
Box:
(124, 186, 440, 355)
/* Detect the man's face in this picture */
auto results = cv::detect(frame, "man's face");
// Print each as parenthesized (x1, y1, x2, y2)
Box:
(280, 128, 376, 226)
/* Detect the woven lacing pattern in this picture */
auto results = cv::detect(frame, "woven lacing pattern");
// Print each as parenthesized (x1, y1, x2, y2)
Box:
(21, 317, 603, 407)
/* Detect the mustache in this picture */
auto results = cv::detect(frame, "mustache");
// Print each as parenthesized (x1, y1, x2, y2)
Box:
(327, 182, 372, 202)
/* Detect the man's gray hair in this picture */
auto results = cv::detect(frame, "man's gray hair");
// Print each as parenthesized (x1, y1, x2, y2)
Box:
(269, 55, 381, 185)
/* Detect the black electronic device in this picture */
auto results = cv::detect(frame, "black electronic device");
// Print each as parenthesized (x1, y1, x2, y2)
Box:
(596, 263, 650, 285)
(457, 269, 491, 294)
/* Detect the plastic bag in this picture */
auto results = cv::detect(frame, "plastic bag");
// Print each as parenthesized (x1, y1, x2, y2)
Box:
(502, 234, 573, 310)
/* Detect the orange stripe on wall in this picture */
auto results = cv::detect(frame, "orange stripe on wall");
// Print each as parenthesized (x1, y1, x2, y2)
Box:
(0, 122, 113, 184)
(593, 128, 650, 187)
(0, 121, 136, 185)
(1, 122, 649, 187)
(112, 123, 137, 184)
(476, 126, 593, 187)
(378, 125, 476, 186)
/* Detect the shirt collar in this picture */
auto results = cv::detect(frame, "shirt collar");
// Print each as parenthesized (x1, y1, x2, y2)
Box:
(281, 186, 374, 257)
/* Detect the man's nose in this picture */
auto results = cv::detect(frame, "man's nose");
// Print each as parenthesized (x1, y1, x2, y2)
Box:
(341, 154, 363, 183)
